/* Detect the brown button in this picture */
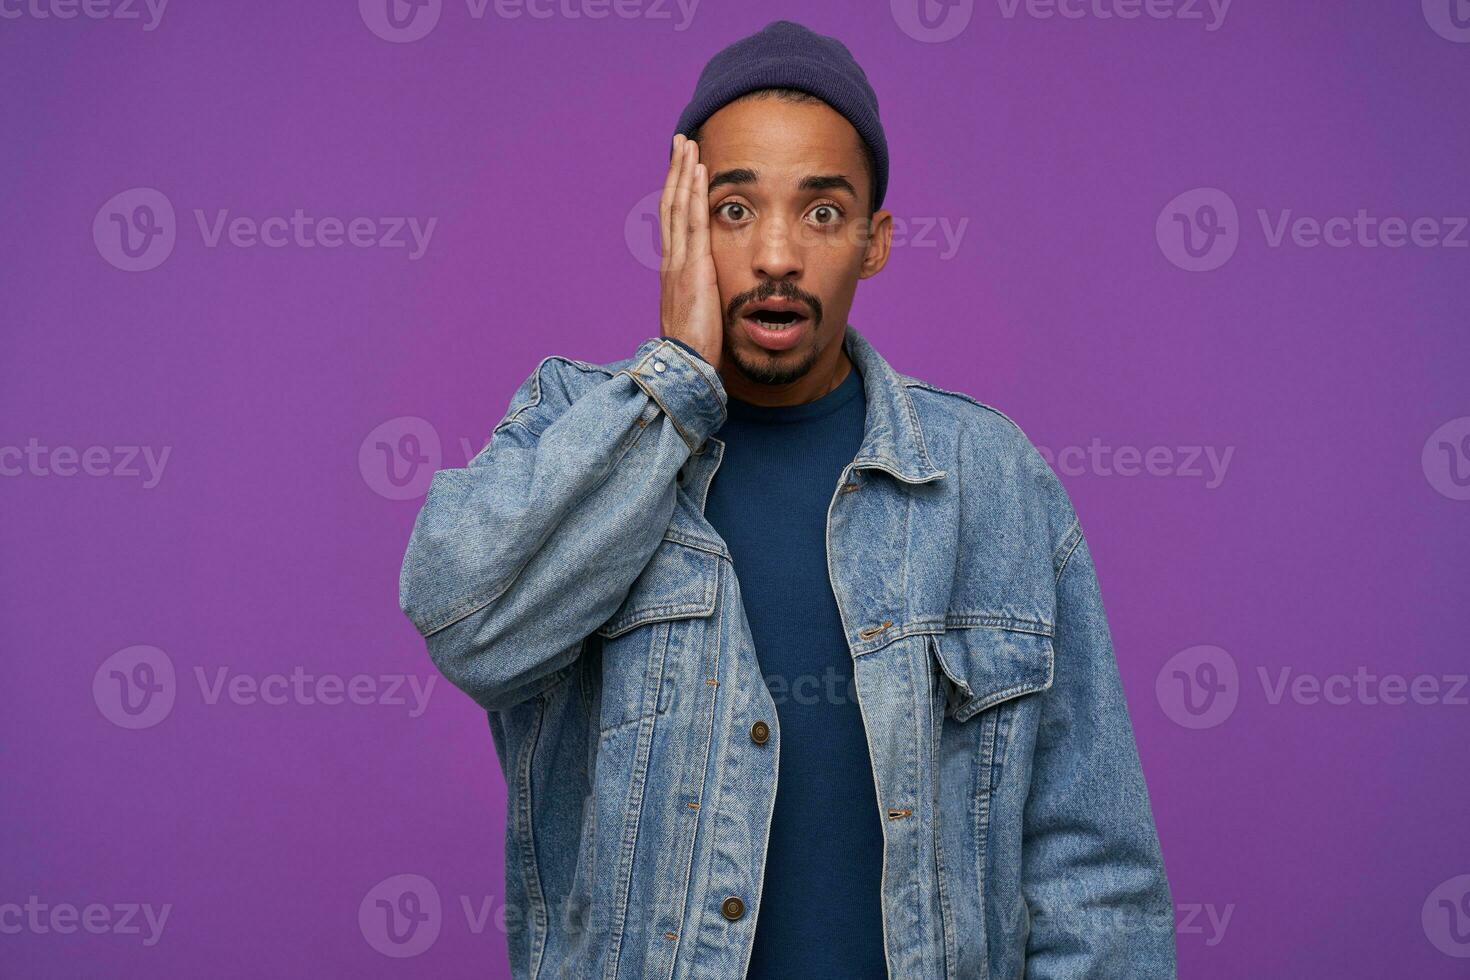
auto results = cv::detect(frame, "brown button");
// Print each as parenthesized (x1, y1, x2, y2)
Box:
(749, 720, 770, 745)
(721, 895, 745, 921)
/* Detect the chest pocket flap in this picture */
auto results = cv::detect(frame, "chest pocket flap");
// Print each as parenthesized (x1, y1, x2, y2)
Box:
(594, 536, 720, 639)
(931, 623, 1055, 722)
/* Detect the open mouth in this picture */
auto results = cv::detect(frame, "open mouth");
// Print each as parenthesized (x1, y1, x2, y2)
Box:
(740, 304, 811, 351)
(739, 297, 815, 350)
(746, 309, 807, 330)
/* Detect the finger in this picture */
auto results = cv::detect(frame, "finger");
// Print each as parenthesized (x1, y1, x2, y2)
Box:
(669, 139, 695, 272)
(660, 135, 686, 268)
(690, 162, 711, 260)
(666, 139, 690, 270)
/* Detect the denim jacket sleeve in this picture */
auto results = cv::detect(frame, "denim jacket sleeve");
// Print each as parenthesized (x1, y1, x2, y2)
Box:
(1021, 523, 1177, 978)
(397, 337, 727, 712)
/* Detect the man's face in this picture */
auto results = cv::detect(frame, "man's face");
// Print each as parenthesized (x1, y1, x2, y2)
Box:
(695, 96, 892, 388)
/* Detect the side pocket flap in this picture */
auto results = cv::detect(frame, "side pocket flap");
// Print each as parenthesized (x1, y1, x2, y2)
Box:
(931, 625, 1055, 722)
(594, 538, 720, 639)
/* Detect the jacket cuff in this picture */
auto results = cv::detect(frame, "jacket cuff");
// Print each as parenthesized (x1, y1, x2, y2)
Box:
(621, 337, 727, 450)
(664, 336, 708, 364)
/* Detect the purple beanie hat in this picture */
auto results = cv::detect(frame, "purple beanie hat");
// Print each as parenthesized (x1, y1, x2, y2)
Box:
(673, 19, 889, 212)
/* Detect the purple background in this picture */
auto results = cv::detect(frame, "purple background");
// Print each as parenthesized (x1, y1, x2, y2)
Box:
(3, 1, 1468, 976)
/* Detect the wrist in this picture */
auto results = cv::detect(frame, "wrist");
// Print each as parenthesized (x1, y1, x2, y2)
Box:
(664, 335, 710, 365)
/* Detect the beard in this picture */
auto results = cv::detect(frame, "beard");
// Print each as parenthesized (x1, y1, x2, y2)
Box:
(722, 282, 825, 386)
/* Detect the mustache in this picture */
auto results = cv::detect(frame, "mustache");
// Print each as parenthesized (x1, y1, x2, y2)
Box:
(726, 282, 823, 323)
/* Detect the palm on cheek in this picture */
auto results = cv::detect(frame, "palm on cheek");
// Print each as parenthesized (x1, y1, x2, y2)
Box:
(659, 135, 723, 371)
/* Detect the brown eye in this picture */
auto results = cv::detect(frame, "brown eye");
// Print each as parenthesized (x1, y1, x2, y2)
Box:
(717, 202, 750, 222)
(810, 204, 842, 225)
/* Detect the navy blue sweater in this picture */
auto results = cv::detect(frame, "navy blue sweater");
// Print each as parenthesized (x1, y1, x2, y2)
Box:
(666, 337, 886, 977)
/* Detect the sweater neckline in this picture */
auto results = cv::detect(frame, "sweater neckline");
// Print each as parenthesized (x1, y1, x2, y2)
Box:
(724, 361, 864, 424)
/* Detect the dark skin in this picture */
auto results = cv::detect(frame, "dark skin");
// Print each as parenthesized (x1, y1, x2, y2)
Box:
(659, 97, 893, 407)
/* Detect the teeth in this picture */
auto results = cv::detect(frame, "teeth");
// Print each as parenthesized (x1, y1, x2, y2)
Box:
(752, 315, 800, 330)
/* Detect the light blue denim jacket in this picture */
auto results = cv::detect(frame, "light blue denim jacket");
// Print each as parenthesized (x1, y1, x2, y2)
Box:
(398, 323, 1176, 980)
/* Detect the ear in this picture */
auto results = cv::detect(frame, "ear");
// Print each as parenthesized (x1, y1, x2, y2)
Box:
(858, 208, 893, 279)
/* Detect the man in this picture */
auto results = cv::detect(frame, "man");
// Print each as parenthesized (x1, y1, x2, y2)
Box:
(399, 18, 1176, 979)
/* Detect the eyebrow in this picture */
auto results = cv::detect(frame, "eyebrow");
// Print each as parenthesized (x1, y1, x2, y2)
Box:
(707, 168, 857, 199)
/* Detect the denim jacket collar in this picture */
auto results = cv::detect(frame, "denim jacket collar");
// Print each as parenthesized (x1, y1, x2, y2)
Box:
(836, 323, 948, 485)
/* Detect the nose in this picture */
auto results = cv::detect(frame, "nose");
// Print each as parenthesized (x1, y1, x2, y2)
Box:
(752, 215, 803, 282)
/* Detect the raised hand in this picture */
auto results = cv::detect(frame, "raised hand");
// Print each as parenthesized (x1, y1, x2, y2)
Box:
(659, 134, 723, 371)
